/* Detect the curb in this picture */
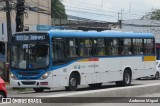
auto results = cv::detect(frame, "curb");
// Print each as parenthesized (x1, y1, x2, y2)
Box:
(73, 83, 160, 97)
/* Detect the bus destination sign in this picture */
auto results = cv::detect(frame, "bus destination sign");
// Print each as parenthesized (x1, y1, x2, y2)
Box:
(14, 34, 48, 41)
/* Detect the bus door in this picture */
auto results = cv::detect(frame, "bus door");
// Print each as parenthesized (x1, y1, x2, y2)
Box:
(92, 38, 109, 83)
(52, 38, 68, 87)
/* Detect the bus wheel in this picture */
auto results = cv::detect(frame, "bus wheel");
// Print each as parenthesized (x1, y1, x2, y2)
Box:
(65, 73, 78, 91)
(88, 83, 102, 89)
(153, 72, 159, 80)
(0, 92, 6, 98)
(116, 69, 131, 86)
(33, 88, 44, 92)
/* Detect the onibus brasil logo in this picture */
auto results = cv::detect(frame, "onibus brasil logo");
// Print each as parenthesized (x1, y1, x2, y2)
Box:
(1, 98, 42, 104)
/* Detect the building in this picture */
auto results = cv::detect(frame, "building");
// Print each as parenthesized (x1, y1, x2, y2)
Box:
(0, 0, 51, 80)
(0, 0, 51, 26)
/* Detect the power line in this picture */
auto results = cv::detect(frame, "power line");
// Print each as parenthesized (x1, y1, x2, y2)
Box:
(65, 5, 145, 18)
(62, 0, 149, 14)
(66, 9, 115, 17)
(62, 0, 152, 21)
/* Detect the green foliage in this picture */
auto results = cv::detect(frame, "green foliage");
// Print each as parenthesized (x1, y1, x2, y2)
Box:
(51, 0, 67, 19)
(142, 9, 160, 20)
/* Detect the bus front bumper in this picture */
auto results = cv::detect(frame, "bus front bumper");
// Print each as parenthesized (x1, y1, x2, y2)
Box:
(10, 78, 52, 88)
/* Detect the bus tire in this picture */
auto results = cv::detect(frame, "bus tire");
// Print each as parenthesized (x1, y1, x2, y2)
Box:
(88, 83, 102, 89)
(33, 88, 44, 92)
(65, 73, 78, 91)
(136, 78, 141, 80)
(153, 72, 159, 80)
(116, 69, 132, 86)
(0, 91, 7, 98)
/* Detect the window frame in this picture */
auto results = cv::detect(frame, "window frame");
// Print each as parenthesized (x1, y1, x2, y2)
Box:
(52, 37, 68, 66)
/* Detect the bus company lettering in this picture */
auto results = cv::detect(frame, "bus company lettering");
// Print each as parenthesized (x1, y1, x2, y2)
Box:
(16, 35, 29, 41)
(16, 35, 45, 41)
(30, 35, 45, 40)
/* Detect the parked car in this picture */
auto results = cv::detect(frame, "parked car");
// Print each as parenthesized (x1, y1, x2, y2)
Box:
(154, 60, 160, 79)
(0, 77, 7, 98)
(137, 60, 160, 80)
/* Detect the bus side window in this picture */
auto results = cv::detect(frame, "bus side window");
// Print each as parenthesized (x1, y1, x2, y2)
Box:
(94, 38, 105, 56)
(123, 39, 132, 55)
(68, 38, 79, 57)
(79, 38, 93, 57)
(132, 39, 143, 55)
(111, 39, 119, 55)
(144, 39, 154, 54)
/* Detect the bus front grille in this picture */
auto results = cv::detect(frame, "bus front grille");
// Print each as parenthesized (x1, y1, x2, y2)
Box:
(21, 81, 36, 85)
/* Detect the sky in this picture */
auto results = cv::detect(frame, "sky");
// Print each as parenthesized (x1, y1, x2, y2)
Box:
(61, 0, 160, 22)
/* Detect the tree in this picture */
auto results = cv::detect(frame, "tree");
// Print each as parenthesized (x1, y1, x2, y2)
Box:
(51, 0, 67, 19)
(142, 9, 160, 20)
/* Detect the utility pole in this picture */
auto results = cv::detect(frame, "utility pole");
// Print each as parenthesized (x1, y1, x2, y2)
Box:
(121, 9, 124, 20)
(5, 0, 12, 81)
(101, 0, 103, 7)
(16, 0, 25, 32)
(118, 12, 122, 29)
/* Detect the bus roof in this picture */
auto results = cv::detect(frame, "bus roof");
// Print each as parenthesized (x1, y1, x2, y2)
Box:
(14, 30, 154, 39)
(47, 30, 154, 38)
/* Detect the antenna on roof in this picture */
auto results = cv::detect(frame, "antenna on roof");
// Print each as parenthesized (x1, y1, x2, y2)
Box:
(77, 26, 111, 32)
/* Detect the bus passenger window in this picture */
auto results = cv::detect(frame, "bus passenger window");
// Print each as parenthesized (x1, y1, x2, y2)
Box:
(132, 39, 143, 55)
(94, 38, 105, 56)
(68, 39, 79, 57)
(79, 39, 93, 57)
(144, 39, 154, 54)
(123, 39, 132, 55)
(110, 39, 119, 55)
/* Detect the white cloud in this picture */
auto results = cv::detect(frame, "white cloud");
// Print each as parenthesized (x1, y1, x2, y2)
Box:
(146, 0, 160, 9)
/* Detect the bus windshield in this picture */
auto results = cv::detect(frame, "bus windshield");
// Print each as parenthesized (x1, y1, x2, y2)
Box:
(11, 43, 49, 70)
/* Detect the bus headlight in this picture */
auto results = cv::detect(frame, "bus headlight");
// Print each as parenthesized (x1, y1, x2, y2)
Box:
(10, 73, 18, 80)
(40, 72, 51, 80)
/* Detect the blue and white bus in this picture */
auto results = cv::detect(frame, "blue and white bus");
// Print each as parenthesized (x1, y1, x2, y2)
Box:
(10, 30, 156, 92)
